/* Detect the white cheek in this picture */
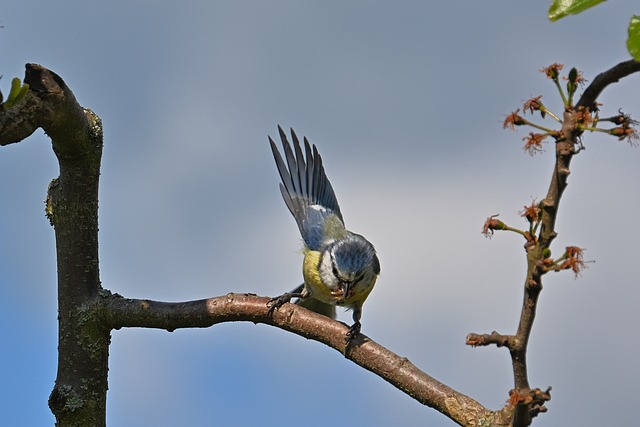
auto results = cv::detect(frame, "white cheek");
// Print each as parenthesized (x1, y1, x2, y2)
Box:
(318, 252, 339, 291)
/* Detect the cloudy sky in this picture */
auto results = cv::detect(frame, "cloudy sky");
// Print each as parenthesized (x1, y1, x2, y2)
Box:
(1, 1, 639, 426)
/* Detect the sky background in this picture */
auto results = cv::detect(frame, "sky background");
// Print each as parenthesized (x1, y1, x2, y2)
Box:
(1, 1, 639, 426)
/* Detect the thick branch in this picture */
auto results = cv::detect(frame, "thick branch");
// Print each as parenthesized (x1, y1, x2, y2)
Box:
(104, 292, 512, 426)
(1, 64, 107, 427)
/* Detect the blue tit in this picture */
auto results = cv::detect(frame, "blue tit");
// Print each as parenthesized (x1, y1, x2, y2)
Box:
(267, 126, 380, 338)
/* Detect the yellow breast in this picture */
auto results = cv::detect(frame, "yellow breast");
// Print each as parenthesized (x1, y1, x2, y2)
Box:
(302, 250, 335, 303)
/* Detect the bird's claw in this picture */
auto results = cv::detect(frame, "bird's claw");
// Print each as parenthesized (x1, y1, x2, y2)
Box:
(346, 321, 361, 340)
(267, 293, 294, 316)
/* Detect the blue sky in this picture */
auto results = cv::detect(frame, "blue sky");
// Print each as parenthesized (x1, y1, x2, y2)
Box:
(1, 1, 639, 426)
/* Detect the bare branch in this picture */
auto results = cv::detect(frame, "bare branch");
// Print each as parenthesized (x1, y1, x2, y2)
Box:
(466, 331, 514, 349)
(577, 59, 640, 109)
(104, 292, 512, 426)
(0, 64, 91, 148)
(1, 63, 106, 426)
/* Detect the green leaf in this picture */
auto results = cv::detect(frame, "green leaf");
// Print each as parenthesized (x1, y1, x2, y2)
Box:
(548, 0, 607, 21)
(628, 15, 640, 61)
(2, 78, 29, 109)
(7, 77, 21, 101)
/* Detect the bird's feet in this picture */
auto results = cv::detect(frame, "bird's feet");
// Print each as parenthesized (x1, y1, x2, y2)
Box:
(267, 293, 297, 315)
(346, 321, 361, 340)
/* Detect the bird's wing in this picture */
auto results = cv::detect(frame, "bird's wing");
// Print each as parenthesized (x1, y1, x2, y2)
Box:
(269, 126, 344, 250)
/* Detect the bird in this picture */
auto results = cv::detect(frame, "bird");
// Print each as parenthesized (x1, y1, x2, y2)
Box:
(267, 126, 380, 338)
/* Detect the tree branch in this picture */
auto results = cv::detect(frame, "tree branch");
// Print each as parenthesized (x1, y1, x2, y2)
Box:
(469, 59, 640, 427)
(577, 59, 640, 109)
(1, 63, 107, 426)
(466, 331, 513, 348)
(103, 291, 512, 426)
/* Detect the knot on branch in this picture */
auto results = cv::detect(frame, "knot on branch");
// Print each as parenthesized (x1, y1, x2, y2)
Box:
(49, 384, 88, 415)
(509, 386, 552, 422)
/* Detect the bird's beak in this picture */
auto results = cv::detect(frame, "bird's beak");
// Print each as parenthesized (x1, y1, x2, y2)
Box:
(341, 281, 353, 300)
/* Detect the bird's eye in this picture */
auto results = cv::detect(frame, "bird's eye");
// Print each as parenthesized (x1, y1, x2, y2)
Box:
(332, 263, 340, 279)
(355, 273, 365, 283)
